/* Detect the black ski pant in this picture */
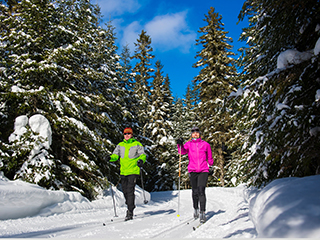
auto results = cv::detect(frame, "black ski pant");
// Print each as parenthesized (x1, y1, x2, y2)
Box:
(121, 174, 138, 213)
(189, 172, 208, 212)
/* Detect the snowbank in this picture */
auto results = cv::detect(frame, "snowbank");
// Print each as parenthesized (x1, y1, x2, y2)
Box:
(249, 175, 320, 238)
(0, 172, 150, 220)
(0, 173, 89, 220)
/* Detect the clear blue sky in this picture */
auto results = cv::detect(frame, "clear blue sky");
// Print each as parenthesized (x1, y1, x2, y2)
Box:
(96, 0, 248, 98)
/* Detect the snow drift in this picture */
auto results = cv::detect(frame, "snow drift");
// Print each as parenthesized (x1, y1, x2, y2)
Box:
(0, 172, 150, 220)
(249, 175, 320, 238)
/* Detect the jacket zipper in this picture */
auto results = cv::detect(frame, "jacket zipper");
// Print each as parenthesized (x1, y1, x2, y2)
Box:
(197, 142, 200, 172)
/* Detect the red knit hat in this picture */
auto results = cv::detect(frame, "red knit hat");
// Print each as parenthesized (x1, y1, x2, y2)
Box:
(123, 127, 133, 134)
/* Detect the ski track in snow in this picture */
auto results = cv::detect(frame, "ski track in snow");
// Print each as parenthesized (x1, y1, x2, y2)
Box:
(185, 188, 256, 238)
(0, 186, 256, 238)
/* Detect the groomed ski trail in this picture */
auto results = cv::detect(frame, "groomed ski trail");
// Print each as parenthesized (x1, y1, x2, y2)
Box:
(0, 186, 256, 238)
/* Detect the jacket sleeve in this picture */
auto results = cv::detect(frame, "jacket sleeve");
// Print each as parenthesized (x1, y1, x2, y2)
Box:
(206, 143, 214, 166)
(110, 145, 120, 162)
(178, 142, 189, 155)
(137, 143, 147, 163)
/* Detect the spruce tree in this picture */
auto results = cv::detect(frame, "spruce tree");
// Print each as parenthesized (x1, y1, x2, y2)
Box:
(184, 82, 200, 127)
(0, 0, 126, 199)
(163, 74, 174, 114)
(228, 0, 320, 187)
(193, 7, 238, 186)
(131, 30, 155, 137)
(118, 44, 140, 129)
(238, 0, 320, 81)
(145, 60, 175, 191)
(130, 30, 157, 191)
(119, 44, 134, 91)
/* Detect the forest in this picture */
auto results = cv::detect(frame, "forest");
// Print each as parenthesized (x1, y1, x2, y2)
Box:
(0, 0, 319, 200)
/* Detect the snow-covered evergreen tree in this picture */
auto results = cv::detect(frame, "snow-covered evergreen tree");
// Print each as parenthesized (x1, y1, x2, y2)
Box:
(117, 44, 141, 134)
(185, 82, 200, 112)
(228, 0, 320, 187)
(0, 0, 128, 199)
(147, 61, 173, 142)
(131, 30, 155, 137)
(129, 30, 160, 191)
(238, 0, 320, 81)
(193, 7, 238, 186)
(145, 60, 175, 191)
(119, 44, 135, 91)
(163, 74, 174, 113)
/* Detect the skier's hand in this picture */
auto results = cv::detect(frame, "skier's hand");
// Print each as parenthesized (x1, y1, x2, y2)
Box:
(109, 155, 120, 162)
(209, 169, 214, 176)
(137, 159, 144, 168)
(176, 137, 184, 145)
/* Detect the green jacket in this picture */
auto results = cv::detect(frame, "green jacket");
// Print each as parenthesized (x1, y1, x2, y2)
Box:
(110, 138, 146, 176)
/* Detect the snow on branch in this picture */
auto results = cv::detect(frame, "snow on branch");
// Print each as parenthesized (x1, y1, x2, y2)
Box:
(277, 49, 313, 69)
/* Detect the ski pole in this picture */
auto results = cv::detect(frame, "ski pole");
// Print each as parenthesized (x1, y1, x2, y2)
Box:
(177, 145, 181, 217)
(140, 166, 148, 204)
(110, 182, 118, 217)
(108, 159, 118, 217)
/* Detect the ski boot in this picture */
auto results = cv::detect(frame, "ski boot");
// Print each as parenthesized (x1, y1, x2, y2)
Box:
(193, 208, 199, 219)
(200, 211, 206, 223)
(125, 210, 133, 221)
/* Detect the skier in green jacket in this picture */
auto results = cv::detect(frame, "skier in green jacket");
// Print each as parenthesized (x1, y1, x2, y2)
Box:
(110, 127, 146, 221)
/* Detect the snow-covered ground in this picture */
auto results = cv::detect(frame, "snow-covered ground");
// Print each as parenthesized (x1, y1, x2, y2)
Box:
(1, 172, 320, 238)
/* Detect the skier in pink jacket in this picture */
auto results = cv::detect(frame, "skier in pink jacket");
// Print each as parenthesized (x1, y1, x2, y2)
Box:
(177, 126, 214, 223)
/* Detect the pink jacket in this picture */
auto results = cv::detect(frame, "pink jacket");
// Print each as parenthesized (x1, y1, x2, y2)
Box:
(178, 138, 214, 173)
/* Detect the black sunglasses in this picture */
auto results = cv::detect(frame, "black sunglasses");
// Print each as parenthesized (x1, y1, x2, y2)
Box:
(191, 130, 200, 133)
(124, 133, 132, 135)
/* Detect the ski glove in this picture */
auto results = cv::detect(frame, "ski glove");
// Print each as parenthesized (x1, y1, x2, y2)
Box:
(176, 138, 184, 145)
(137, 159, 144, 168)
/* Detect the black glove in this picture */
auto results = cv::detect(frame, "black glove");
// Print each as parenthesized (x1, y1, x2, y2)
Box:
(176, 137, 184, 145)
(137, 159, 144, 168)
(209, 169, 214, 176)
